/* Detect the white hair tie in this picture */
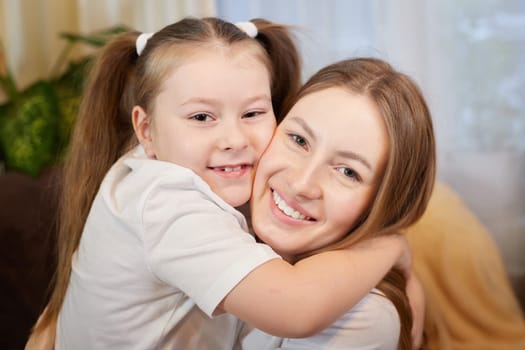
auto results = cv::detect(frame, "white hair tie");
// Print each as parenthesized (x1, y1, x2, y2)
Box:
(136, 32, 154, 56)
(235, 21, 258, 38)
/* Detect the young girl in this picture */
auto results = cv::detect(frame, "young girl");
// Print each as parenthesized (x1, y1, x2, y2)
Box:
(30, 18, 413, 349)
(242, 57, 436, 350)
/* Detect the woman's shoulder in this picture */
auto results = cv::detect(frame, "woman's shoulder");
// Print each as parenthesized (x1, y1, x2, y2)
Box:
(346, 289, 400, 328)
(238, 291, 400, 350)
(275, 290, 400, 350)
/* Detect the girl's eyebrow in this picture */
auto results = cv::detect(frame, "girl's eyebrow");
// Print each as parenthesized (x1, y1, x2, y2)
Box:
(181, 94, 271, 107)
(288, 116, 372, 170)
(246, 94, 272, 103)
(181, 97, 220, 106)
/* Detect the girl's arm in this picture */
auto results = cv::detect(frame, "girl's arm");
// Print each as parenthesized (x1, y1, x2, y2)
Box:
(222, 233, 410, 338)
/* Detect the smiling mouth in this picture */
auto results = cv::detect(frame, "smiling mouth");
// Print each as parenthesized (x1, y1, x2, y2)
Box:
(219, 165, 243, 172)
(209, 164, 249, 172)
(272, 190, 314, 221)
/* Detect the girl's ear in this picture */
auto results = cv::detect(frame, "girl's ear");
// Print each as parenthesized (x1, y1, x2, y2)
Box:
(132, 105, 156, 158)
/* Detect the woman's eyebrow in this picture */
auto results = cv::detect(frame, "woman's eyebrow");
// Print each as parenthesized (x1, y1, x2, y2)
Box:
(337, 150, 372, 170)
(288, 116, 315, 141)
(289, 116, 371, 170)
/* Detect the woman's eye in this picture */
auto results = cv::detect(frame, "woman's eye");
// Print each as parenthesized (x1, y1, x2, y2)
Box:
(191, 113, 213, 122)
(290, 134, 307, 148)
(337, 167, 361, 182)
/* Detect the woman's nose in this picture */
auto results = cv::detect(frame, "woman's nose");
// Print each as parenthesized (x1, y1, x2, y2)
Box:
(289, 163, 323, 200)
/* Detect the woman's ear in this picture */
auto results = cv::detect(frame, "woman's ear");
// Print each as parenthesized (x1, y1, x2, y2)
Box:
(132, 105, 156, 158)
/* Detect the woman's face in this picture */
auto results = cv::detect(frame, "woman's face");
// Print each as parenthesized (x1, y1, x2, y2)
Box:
(251, 87, 388, 260)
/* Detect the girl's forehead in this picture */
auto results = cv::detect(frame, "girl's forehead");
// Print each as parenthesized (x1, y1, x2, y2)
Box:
(152, 44, 272, 108)
(141, 40, 271, 113)
(154, 41, 269, 76)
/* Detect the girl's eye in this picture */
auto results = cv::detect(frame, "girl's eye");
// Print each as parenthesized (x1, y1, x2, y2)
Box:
(243, 111, 263, 118)
(191, 113, 213, 122)
(337, 167, 361, 182)
(289, 134, 307, 148)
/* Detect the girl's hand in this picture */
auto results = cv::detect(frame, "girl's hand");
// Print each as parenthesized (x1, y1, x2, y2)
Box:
(406, 271, 425, 349)
(392, 234, 412, 279)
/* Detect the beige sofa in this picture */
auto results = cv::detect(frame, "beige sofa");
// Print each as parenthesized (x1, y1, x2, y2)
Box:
(404, 181, 525, 349)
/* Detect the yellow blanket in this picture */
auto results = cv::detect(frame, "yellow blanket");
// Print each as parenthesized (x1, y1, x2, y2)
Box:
(404, 181, 525, 349)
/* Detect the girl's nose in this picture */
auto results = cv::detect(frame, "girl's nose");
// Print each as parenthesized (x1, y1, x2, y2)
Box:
(218, 120, 248, 151)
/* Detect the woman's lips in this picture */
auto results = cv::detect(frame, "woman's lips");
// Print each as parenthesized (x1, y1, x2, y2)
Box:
(271, 189, 315, 222)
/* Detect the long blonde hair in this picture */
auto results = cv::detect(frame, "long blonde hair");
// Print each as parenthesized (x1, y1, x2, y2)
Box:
(36, 16, 301, 333)
(287, 58, 436, 350)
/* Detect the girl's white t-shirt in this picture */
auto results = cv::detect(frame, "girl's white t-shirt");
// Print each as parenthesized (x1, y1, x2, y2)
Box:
(56, 146, 280, 350)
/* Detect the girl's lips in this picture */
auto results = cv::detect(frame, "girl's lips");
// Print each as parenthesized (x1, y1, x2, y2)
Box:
(209, 164, 251, 178)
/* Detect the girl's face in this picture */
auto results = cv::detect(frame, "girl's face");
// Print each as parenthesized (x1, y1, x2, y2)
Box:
(251, 87, 389, 260)
(134, 45, 275, 207)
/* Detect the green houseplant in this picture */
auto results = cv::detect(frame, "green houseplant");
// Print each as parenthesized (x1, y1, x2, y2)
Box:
(0, 26, 129, 176)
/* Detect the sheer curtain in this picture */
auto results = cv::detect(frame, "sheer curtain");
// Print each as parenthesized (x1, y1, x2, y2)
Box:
(0, 0, 215, 94)
(217, 0, 525, 299)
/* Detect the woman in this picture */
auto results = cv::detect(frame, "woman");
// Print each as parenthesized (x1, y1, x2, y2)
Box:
(241, 57, 435, 349)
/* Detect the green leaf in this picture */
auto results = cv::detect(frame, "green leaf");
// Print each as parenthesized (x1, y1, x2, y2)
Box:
(0, 25, 128, 176)
(0, 81, 61, 176)
(59, 25, 130, 47)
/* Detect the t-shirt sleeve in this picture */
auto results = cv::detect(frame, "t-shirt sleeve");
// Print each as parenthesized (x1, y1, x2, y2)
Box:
(141, 178, 280, 317)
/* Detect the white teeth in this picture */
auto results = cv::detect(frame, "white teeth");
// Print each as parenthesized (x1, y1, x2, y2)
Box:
(222, 166, 242, 172)
(272, 190, 309, 220)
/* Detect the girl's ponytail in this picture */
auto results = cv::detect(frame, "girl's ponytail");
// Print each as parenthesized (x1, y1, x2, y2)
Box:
(251, 18, 302, 122)
(35, 31, 140, 332)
